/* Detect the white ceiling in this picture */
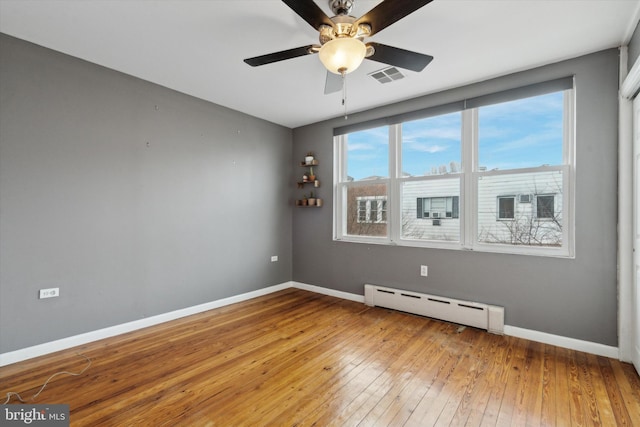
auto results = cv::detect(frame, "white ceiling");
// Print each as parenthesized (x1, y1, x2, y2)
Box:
(0, 0, 639, 128)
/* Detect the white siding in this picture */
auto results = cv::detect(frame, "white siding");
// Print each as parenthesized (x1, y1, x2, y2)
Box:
(400, 170, 564, 246)
(477, 170, 563, 245)
(401, 177, 461, 241)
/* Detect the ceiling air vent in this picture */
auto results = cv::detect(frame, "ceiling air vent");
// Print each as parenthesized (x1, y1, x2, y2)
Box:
(368, 67, 405, 84)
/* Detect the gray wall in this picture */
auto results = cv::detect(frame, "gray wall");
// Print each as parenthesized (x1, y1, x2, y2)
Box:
(292, 49, 620, 346)
(0, 34, 293, 353)
(0, 31, 621, 353)
(629, 21, 640, 70)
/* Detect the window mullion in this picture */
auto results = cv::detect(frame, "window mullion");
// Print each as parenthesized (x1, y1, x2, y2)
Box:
(389, 124, 401, 243)
(461, 108, 476, 249)
(333, 135, 347, 239)
(564, 89, 575, 257)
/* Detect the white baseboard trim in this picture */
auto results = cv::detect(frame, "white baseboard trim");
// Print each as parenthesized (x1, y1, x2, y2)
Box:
(503, 325, 619, 359)
(1, 282, 620, 366)
(0, 282, 294, 367)
(291, 281, 365, 303)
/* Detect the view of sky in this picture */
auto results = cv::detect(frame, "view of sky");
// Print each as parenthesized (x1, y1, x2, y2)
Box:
(346, 91, 564, 181)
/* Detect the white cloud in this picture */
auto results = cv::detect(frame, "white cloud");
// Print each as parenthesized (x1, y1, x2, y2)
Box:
(347, 142, 376, 151)
(408, 142, 449, 153)
(490, 130, 560, 153)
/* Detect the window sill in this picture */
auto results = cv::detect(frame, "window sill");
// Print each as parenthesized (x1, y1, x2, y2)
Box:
(333, 236, 574, 258)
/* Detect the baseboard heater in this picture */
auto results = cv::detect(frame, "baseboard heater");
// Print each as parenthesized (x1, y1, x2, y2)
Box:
(364, 284, 504, 334)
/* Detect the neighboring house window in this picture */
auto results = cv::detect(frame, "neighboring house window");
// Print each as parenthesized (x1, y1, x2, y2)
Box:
(497, 196, 515, 220)
(357, 196, 387, 224)
(536, 194, 555, 219)
(334, 78, 574, 257)
(357, 199, 367, 223)
(380, 200, 388, 223)
(370, 199, 378, 221)
(417, 197, 459, 219)
(497, 194, 556, 220)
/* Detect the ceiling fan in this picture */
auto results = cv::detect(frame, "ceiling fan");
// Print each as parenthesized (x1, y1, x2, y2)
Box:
(244, 0, 434, 94)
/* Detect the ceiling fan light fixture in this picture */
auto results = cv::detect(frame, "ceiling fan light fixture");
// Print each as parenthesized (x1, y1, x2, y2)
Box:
(318, 37, 366, 74)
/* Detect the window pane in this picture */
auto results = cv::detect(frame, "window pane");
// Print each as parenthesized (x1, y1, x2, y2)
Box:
(380, 200, 387, 223)
(478, 92, 564, 170)
(401, 178, 460, 241)
(402, 112, 461, 176)
(536, 195, 555, 218)
(370, 200, 381, 222)
(478, 170, 563, 246)
(357, 200, 367, 223)
(498, 197, 515, 219)
(347, 184, 388, 237)
(346, 126, 389, 181)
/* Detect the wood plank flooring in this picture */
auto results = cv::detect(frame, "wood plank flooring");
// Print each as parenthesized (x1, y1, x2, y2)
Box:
(1, 288, 639, 426)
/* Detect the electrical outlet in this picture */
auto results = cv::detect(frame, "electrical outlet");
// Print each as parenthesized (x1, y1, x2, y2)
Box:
(271, 255, 278, 262)
(39, 288, 59, 299)
(420, 265, 428, 277)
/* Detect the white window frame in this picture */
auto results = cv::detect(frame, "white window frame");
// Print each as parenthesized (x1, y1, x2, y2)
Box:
(333, 85, 575, 258)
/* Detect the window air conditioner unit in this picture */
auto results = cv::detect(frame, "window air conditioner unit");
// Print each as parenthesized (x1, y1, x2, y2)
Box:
(519, 194, 532, 203)
(432, 212, 440, 218)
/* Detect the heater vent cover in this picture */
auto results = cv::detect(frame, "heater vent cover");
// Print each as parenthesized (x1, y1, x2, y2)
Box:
(364, 284, 504, 334)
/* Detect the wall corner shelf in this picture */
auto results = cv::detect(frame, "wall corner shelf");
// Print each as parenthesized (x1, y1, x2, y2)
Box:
(296, 156, 321, 208)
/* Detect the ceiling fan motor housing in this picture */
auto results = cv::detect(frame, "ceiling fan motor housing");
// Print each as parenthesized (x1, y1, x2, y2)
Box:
(319, 15, 371, 46)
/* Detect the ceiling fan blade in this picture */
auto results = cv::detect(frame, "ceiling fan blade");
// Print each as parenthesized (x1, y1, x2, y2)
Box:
(282, 0, 335, 30)
(324, 71, 342, 94)
(355, 0, 433, 37)
(244, 45, 317, 67)
(366, 42, 433, 72)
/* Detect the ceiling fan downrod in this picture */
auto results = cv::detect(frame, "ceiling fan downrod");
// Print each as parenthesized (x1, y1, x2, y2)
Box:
(329, 0, 354, 16)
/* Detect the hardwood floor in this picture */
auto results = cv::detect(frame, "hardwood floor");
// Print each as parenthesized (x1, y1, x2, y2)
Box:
(1, 288, 639, 426)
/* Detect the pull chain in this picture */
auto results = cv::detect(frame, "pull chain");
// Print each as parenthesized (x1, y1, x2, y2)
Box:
(339, 67, 348, 120)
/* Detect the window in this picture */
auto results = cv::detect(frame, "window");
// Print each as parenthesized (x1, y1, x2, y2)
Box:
(536, 195, 555, 219)
(417, 197, 459, 219)
(497, 196, 515, 220)
(334, 78, 574, 257)
(357, 196, 387, 224)
(357, 199, 367, 223)
(370, 198, 378, 222)
(337, 125, 390, 239)
(401, 112, 462, 242)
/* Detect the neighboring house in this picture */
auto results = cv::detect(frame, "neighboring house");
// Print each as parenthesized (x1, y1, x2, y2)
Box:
(475, 170, 563, 246)
(348, 168, 562, 247)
